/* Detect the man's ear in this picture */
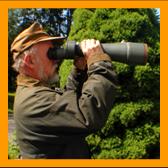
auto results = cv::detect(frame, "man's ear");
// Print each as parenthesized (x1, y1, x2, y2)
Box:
(22, 54, 35, 71)
(21, 54, 36, 77)
(23, 54, 33, 65)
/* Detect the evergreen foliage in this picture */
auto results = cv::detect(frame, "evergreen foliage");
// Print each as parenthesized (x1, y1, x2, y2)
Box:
(68, 8, 160, 159)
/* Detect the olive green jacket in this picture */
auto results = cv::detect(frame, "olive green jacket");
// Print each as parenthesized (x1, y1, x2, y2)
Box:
(14, 60, 118, 159)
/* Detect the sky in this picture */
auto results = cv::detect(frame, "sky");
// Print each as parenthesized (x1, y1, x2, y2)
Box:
(157, 8, 160, 16)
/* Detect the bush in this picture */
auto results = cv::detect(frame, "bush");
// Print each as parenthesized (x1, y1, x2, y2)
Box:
(86, 101, 160, 159)
(8, 132, 20, 159)
(59, 60, 73, 88)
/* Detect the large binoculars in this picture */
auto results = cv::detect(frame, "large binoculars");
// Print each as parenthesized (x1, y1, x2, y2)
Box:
(48, 41, 148, 65)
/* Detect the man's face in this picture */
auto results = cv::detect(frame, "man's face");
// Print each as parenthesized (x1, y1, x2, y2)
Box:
(33, 41, 60, 84)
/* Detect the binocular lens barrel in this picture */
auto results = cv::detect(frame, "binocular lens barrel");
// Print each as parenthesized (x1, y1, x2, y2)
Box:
(48, 41, 148, 65)
(102, 42, 148, 65)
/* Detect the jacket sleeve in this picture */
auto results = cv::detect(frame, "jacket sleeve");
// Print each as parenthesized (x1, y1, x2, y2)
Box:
(77, 61, 118, 130)
(64, 67, 88, 95)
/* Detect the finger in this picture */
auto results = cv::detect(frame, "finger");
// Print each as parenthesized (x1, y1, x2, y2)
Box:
(80, 40, 88, 56)
(95, 40, 100, 46)
(91, 39, 96, 44)
(80, 40, 86, 47)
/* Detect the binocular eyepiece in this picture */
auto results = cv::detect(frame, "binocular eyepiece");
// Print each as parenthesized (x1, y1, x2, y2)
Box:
(48, 41, 148, 65)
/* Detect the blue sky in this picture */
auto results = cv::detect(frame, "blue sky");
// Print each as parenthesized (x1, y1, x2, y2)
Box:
(157, 8, 160, 16)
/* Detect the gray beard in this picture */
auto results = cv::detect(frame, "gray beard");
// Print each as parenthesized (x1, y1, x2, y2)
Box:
(47, 73, 60, 85)
(38, 64, 60, 85)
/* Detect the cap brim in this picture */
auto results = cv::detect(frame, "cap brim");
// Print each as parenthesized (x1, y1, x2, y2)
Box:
(37, 36, 66, 43)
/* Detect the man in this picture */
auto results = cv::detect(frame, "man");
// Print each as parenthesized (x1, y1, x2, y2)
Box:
(11, 22, 118, 159)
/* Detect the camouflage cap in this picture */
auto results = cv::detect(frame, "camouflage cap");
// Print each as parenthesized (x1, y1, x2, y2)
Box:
(11, 22, 65, 60)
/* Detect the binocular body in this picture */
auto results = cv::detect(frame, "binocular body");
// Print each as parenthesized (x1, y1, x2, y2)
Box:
(48, 41, 148, 65)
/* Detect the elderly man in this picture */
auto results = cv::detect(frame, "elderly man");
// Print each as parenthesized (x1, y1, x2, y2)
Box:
(11, 22, 117, 159)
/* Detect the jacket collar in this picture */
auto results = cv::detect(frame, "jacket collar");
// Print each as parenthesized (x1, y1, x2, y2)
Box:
(17, 74, 47, 87)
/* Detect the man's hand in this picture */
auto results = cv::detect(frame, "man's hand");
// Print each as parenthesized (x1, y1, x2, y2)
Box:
(80, 39, 111, 67)
(80, 39, 104, 60)
(74, 39, 111, 69)
(74, 57, 87, 70)
(74, 39, 103, 70)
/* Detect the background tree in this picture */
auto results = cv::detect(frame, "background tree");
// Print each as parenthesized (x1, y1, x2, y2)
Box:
(63, 8, 160, 159)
